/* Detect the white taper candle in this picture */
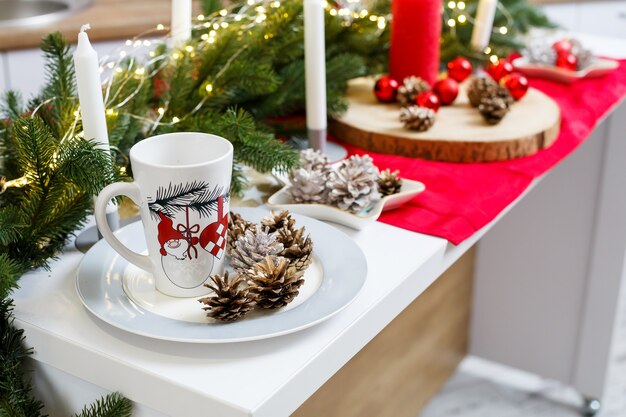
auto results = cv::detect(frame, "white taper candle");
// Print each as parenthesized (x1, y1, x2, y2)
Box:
(74, 24, 110, 152)
(304, 0, 327, 151)
(171, 0, 192, 45)
(470, 0, 498, 52)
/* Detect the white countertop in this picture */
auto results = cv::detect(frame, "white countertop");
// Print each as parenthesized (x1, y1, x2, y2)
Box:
(12, 215, 463, 417)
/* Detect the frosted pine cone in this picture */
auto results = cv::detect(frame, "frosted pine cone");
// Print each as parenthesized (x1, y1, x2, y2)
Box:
(299, 148, 330, 173)
(199, 272, 254, 322)
(327, 155, 381, 213)
(397, 76, 430, 106)
(288, 167, 328, 204)
(227, 212, 254, 255)
(247, 256, 305, 309)
(377, 169, 403, 196)
(230, 225, 284, 271)
(400, 106, 435, 132)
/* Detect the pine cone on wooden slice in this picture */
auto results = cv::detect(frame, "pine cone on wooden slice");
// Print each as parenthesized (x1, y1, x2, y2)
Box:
(377, 169, 403, 196)
(247, 256, 305, 309)
(279, 226, 313, 273)
(230, 225, 284, 271)
(262, 210, 296, 234)
(327, 154, 381, 213)
(288, 167, 328, 204)
(400, 106, 436, 132)
(467, 76, 499, 107)
(199, 272, 254, 322)
(478, 96, 511, 125)
(227, 212, 254, 255)
(397, 76, 430, 107)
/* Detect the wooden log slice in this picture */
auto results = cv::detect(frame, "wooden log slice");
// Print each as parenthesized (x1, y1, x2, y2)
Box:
(330, 77, 561, 163)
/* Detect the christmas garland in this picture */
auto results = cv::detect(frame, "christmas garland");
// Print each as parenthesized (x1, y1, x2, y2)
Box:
(0, 0, 552, 414)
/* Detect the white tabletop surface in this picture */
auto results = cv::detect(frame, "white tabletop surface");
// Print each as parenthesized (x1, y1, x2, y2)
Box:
(12, 215, 458, 417)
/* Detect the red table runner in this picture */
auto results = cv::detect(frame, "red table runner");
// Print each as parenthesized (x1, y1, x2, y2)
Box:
(338, 60, 626, 245)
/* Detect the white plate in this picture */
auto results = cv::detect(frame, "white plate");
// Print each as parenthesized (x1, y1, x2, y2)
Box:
(76, 207, 367, 343)
(512, 56, 618, 83)
(267, 178, 425, 230)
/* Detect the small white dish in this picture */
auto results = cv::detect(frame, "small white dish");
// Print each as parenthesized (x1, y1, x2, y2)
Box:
(267, 178, 426, 230)
(512, 56, 618, 83)
(76, 207, 367, 343)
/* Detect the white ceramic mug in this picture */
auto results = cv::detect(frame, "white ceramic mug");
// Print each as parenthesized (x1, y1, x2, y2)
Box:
(95, 132, 233, 297)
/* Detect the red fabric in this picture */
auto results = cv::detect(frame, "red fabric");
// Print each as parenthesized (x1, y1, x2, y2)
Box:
(338, 60, 626, 245)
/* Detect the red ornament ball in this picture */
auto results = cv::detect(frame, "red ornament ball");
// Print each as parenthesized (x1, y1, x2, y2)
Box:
(433, 78, 459, 106)
(447, 57, 473, 82)
(556, 52, 578, 71)
(416, 91, 441, 112)
(552, 39, 573, 54)
(501, 73, 529, 101)
(486, 58, 514, 82)
(374, 75, 399, 103)
(507, 51, 523, 63)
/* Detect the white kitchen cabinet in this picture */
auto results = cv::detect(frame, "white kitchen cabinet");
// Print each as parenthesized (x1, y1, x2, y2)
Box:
(579, 1, 626, 39)
(0, 52, 7, 94)
(540, 3, 580, 31)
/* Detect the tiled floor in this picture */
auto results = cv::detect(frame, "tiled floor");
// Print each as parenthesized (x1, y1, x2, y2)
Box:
(421, 282, 626, 417)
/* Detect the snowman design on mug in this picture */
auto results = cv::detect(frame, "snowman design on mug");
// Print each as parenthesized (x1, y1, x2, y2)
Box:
(148, 181, 229, 289)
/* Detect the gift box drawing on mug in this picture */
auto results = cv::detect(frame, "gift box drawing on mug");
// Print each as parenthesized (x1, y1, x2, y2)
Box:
(147, 181, 230, 289)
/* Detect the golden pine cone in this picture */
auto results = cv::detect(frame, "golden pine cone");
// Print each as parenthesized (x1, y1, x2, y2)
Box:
(247, 256, 305, 309)
(377, 169, 403, 196)
(279, 226, 314, 272)
(199, 272, 254, 322)
(262, 210, 296, 234)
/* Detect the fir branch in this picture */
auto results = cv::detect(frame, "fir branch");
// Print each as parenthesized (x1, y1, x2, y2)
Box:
(73, 392, 132, 417)
(34, 32, 77, 139)
(0, 256, 25, 300)
(13, 118, 56, 191)
(0, 92, 23, 121)
(0, 299, 45, 417)
(0, 207, 27, 246)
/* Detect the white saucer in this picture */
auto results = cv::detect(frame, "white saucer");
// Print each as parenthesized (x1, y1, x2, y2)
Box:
(76, 207, 367, 343)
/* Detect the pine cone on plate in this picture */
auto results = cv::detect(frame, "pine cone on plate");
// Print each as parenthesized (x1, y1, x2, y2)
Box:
(288, 167, 328, 204)
(377, 169, 403, 196)
(230, 225, 284, 271)
(247, 256, 305, 309)
(399, 106, 436, 132)
(262, 210, 296, 234)
(478, 96, 511, 125)
(327, 154, 381, 213)
(199, 272, 254, 322)
(299, 148, 330, 173)
(279, 226, 314, 273)
(227, 212, 254, 255)
(397, 76, 430, 106)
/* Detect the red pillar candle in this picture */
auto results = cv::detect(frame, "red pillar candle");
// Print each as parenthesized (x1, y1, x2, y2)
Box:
(390, 0, 443, 86)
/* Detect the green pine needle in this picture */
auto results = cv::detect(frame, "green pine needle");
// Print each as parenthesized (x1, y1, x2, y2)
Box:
(74, 393, 132, 417)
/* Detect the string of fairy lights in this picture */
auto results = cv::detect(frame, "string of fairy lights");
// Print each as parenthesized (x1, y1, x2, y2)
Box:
(0, 0, 514, 192)
(443, 0, 514, 62)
